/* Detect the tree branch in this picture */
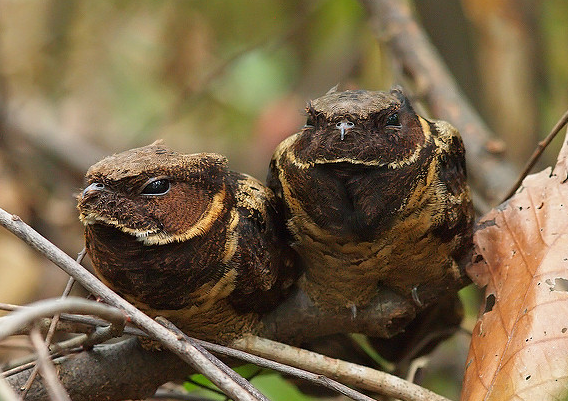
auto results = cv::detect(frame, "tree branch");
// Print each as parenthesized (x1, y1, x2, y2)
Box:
(0, 298, 125, 342)
(258, 283, 418, 344)
(233, 336, 451, 401)
(5, 338, 189, 401)
(502, 108, 568, 200)
(29, 328, 72, 401)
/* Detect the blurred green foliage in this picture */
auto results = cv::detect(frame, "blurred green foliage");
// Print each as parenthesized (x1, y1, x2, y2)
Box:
(184, 366, 314, 401)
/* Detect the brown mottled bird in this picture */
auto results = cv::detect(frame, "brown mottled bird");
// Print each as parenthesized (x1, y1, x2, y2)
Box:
(268, 87, 474, 312)
(77, 141, 298, 343)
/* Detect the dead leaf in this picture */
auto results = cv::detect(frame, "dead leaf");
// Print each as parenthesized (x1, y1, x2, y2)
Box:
(462, 133, 568, 400)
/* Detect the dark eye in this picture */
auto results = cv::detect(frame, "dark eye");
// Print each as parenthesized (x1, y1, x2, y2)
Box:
(141, 179, 170, 195)
(386, 112, 401, 127)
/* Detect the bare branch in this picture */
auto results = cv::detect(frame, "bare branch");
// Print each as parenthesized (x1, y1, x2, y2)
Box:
(151, 388, 217, 401)
(5, 338, 189, 401)
(21, 276, 78, 398)
(233, 336, 452, 401)
(0, 298, 125, 341)
(0, 303, 143, 338)
(259, 284, 418, 344)
(158, 317, 375, 401)
(154, 318, 269, 401)
(29, 327, 72, 401)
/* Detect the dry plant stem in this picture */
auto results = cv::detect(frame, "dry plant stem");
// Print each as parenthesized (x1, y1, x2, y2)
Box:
(397, 328, 459, 368)
(158, 318, 375, 401)
(2, 362, 38, 379)
(232, 336, 452, 401)
(5, 338, 190, 401)
(0, 298, 125, 341)
(29, 327, 72, 401)
(360, 0, 517, 204)
(7, 308, 375, 401)
(21, 270, 78, 397)
(154, 318, 269, 401)
(0, 302, 145, 337)
(3, 339, 83, 378)
(502, 108, 568, 201)
(0, 208, 263, 401)
(204, 339, 376, 401)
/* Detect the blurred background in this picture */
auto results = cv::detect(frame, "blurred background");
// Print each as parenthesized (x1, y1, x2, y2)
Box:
(1, 0, 567, 399)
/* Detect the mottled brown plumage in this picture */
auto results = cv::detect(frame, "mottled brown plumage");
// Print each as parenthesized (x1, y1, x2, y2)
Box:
(77, 141, 298, 343)
(268, 87, 474, 311)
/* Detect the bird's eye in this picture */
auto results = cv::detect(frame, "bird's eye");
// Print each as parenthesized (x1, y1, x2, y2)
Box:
(386, 112, 401, 127)
(141, 179, 170, 195)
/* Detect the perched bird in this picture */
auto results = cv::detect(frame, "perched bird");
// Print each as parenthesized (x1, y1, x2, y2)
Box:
(77, 141, 298, 343)
(268, 87, 474, 312)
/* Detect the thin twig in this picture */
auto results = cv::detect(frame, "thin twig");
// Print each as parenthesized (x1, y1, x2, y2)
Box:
(2, 362, 39, 379)
(155, 317, 269, 401)
(0, 298, 125, 341)
(397, 327, 460, 368)
(0, 303, 25, 312)
(5, 309, 376, 401)
(28, 327, 72, 401)
(20, 254, 80, 397)
(233, 336, 452, 401)
(0, 207, 264, 401)
(183, 377, 227, 397)
(204, 339, 376, 401)
(158, 317, 375, 401)
(0, 302, 145, 337)
(502, 109, 568, 201)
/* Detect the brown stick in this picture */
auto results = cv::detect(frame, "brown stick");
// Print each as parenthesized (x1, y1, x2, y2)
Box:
(233, 336, 451, 401)
(29, 328, 72, 401)
(5, 338, 189, 401)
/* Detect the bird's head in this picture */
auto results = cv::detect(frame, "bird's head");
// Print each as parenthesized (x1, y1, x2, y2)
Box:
(77, 141, 229, 246)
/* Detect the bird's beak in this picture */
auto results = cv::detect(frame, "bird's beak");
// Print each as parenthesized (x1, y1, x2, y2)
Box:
(336, 120, 355, 140)
(82, 182, 106, 197)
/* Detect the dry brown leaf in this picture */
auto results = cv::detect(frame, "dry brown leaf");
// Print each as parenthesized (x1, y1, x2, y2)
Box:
(462, 133, 568, 400)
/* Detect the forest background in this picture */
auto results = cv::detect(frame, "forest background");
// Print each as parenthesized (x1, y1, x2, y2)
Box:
(1, 0, 568, 399)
